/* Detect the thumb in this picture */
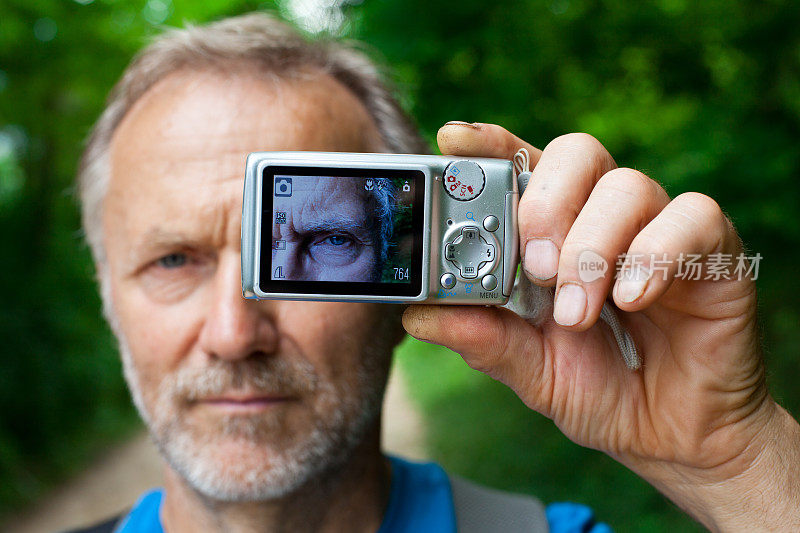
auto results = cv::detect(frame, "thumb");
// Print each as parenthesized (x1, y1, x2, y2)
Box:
(437, 122, 542, 163)
(401, 305, 551, 414)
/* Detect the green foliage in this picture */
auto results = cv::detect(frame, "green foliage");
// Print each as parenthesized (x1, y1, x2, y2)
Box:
(0, 0, 270, 517)
(1, 0, 799, 529)
(351, 1, 800, 529)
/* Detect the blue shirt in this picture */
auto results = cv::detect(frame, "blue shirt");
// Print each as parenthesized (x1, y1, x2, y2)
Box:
(116, 456, 609, 532)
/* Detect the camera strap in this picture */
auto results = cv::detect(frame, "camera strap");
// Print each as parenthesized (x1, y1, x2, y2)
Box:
(512, 148, 641, 370)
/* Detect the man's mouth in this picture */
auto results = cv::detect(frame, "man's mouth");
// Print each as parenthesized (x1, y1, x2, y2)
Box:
(194, 393, 296, 413)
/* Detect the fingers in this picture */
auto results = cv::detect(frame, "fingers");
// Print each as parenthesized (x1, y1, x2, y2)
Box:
(436, 124, 743, 334)
(612, 192, 747, 312)
(401, 304, 552, 414)
(553, 168, 671, 328)
(518, 133, 617, 284)
(437, 122, 542, 163)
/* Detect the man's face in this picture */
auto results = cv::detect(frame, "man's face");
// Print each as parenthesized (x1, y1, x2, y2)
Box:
(272, 176, 382, 282)
(103, 69, 402, 500)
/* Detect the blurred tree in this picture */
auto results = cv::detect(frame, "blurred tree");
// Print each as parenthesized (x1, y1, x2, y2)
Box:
(1, 0, 798, 530)
(0, 0, 267, 516)
(346, 1, 800, 530)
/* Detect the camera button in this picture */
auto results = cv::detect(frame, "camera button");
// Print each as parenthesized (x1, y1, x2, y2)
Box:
(440, 273, 457, 289)
(445, 225, 495, 280)
(443, 161, 486, 201)
(483, 215, 499, 232)
(481, 274, 498, 291)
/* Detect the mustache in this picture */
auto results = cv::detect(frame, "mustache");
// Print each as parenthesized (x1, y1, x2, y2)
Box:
(160, 354, 319, 401)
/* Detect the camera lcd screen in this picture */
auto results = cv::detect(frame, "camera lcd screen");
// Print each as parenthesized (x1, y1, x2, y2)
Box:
(259, 166, 425, 297)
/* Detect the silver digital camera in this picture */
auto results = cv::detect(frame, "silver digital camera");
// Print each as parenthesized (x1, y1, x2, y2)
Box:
(241, 152, 519, 304)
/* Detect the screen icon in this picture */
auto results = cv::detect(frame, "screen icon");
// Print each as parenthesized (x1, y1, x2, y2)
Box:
(275, 211, 287, 224)
(364, 179, 375, 191)
(273, 240, 286, 250)
(402, 181, 411, 192)
(274, 177, 293, 197)
(274, 265, 285, 279)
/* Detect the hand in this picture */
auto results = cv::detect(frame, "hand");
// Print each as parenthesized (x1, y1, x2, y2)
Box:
(402, 122, 800, 531)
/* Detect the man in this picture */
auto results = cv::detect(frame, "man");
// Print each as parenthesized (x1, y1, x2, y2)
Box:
(74, 12, 800, 533)
(273, 175, 395, 282)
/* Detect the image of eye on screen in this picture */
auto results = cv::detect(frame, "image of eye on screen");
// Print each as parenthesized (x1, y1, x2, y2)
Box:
(260, 166, 425, 297)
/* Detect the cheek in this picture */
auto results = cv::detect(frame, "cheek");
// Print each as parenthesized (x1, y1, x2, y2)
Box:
(352, 248, 378, 269)
(324, 251, 377, 281)
(278, 302, 388, 384)
(111, 276, 205, 382)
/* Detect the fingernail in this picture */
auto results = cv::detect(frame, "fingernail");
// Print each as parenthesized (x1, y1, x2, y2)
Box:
(554, 283, 587, 326)
(524, 239, 560, 280)
(444, 121, 481, 129)
(615, 267, 651, 303)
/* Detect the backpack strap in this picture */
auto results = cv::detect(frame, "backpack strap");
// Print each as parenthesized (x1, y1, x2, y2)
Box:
(449, 474, 549, 532)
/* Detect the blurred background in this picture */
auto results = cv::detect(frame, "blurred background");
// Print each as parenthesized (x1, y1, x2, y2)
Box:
(1, 0, 800, 531)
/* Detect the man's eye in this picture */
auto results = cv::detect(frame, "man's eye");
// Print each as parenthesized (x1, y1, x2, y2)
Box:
(157, 253, 188, 269)
(326, 235, 348, 246)
(305, 233, 363, 266)
(310, 234, 354, 248)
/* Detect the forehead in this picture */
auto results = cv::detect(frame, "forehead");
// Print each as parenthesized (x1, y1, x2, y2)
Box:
(109, 68, 381, 182)
(287, 176, 366, 204)
(104, 69, 382, 249)
(274, 178, 372, 231)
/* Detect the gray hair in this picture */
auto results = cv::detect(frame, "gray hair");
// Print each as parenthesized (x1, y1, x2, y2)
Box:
(369, 178, 396, 275)
(77, 11, 429, 272)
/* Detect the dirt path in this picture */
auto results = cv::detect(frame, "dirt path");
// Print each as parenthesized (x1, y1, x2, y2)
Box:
(3, 364, 426, 533)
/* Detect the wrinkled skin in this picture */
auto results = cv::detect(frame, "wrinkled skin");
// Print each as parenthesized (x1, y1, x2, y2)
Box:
(104, 69, 403, 533)
(404, 123, 800, 532)
(272, 177, 381, 282)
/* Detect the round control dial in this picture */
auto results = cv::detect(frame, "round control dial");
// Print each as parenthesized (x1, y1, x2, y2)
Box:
(443, 161, 485, 201)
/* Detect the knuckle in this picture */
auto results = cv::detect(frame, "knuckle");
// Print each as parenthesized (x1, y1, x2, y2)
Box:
(456, 313, 512, 374)
(631, 226, 679, 256)
(593, 169, 670, 229)
(676, 191, 721, 212)
(561, 237, 607, 268)
(519, 190, 557, 218)
(548, 132, 603, 153)
(600, 166, 649, 188)
(596, 167, 653, 199)
(518, 196, 580, 237)
(543, 132, 612, 176)
(519, 180, 580, 228)
(476, 123, 518, 155)
(482, 123, 507, 136)
(463, 353, 497, 376)
(674, 192, 725, 226)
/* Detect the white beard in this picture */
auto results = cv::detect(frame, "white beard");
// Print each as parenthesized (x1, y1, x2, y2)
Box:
(115, 329, 388, 502)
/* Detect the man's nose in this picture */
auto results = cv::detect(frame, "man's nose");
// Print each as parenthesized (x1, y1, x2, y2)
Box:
(198, 250, 278, 361)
